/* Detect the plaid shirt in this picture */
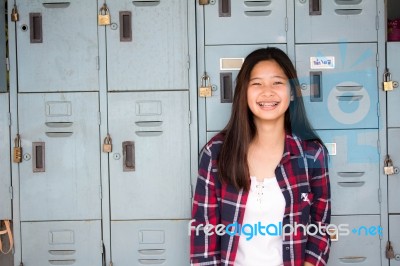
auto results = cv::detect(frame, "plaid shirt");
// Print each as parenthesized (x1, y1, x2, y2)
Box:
(190, 132, 331, 266)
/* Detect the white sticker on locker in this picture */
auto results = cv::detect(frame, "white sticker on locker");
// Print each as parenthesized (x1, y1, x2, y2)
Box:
(220, 58, 244, 71)
(310, 56, 335, 69)
(325, 143, 337, 156)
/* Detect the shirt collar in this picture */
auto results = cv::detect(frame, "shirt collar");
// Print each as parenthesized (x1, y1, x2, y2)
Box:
(280, 132, 303, 165)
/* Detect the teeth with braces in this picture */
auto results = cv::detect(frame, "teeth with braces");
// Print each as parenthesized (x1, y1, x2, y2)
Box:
(257, 102, 279, 107)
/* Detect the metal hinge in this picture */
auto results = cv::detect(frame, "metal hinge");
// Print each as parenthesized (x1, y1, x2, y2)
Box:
(377, 102, 380, 117)
(98, 112, 101, 125)
(188, 111, 191, 125)
(187, 55, 190, 69)
(8, 112, 11, 126)
(6, 57, 10, 71)
(376, 53, 379, 68)
(96, 56, 100, 70)
(378, 188, 382, 203)
(376, 15, 379, 30)
(99, 186, 102, 199)
(101, 240, 104, 253)
(285, 17, 288, 32)
(9, 186, 13, 199)
(377, 139, 381, 155)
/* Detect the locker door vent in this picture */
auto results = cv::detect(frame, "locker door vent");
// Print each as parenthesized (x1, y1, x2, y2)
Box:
(244, 0, 272, 17)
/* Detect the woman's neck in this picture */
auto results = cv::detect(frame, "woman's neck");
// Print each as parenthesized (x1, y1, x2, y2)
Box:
(253, 120, 286, 148)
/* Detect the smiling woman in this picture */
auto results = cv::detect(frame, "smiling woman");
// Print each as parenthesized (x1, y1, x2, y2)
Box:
(190, 47, 331, 266)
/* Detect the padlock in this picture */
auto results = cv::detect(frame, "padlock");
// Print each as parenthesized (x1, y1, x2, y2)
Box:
(13, 134, 22, 163)
(98, 3, 111, 26)
(384, 155, 395, 175)
(384, 71, 394, 91)
(386, 241, 395, 259)
(11, 4, 19, 22)
(199, 74, 212, 97)
(199, 0, 210, 5)
(103, 134, 112, 153)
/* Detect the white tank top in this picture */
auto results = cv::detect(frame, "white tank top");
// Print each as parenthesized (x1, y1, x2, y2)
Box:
(234, 176, 285, 266)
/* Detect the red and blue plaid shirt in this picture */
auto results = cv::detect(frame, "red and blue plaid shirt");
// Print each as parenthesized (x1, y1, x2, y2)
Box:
(190, 132, 331, 266)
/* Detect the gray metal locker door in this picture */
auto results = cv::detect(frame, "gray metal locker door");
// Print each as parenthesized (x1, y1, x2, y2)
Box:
(317, 129, 380, 215)
(0, 94, 11, 219)
(387, 43, 400, 128)
(328, 215, 381, 266)
(109, 91, 191, 220)
(295, 0, 377, 43)
(106, 0, 189, 91)
(389, 215, 400, 265)
(16, 0, 99, 92)
(296, 43, 378, 130)
(21, 221, 102, 266)
(388, 128, 400, 214)
(0, 1, 7, 92)
(203, 0, 287, 45)
(18, 93, 101, 221)
(204, 44, 287, 132)
(111, 220, 189, 265)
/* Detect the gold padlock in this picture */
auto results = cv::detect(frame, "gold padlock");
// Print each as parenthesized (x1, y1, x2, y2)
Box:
(199, 74, 212, 97)
(13, 134, 22, 163)
(384, 155, 395, 175)
(98, 3, 111, 26)
(384, 71, 394, 91)
(386, 241, 395, 259)
(11, 4, 19, 22)
(199, 0, 210, 5)
(103, 134, 112, 153)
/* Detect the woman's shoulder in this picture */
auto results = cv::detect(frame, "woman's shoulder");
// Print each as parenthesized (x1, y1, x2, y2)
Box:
(203, 132, 225, 152)
(293, 133, 328, 157)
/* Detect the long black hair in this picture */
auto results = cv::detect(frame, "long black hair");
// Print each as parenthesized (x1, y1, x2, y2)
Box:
(218, 47, 323, 191)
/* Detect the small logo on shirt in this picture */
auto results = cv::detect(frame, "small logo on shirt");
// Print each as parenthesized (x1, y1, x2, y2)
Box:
(301, 193, 310, 203)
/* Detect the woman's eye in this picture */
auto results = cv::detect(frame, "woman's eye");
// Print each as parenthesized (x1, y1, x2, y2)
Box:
(251, 82, 261, 86)
(273, 81, 283, 85)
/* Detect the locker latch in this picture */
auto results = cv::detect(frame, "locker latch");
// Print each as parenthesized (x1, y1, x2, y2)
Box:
(199, 0, 210, 5)
(11, 4, 19, 22)
(199, 74, 212, 98)
(98, 3, 111, 26)
(384, 155, 399, 175)
(13, 134, 22, 163)
(103, 134, 112, 153)
(387, 241, 395, 259)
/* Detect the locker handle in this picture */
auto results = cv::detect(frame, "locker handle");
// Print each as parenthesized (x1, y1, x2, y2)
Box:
(138, 259, 166, 264)
(335, 9, 362, 15)
(338, 257, 366, 263)
(337, 172, 365, 177)
(138, 249, 166, 255)
(310, 71, 322, 102)
(120, 11, 132, 42)
(33, 142, 45, 173)
(135, 131, 163, 137)
(244, 10, 272, 16)
(135, 121, 163, 127)
(132, 0, 160, 7)
(42, 2, 70, 8)
(334, 0, 362, 5)
(45, 122, 73, 128)
(337, 181, 365, 187)
(48, 259, 76, 265)
(244, 1, 271, 7)
(220, 72, 233, 103)
(335, 85, 362, 92)
(45, 132, 73, 138)
(336, 95, 363, 101)
(219, 0, 231, 17)
(30, 13, 43, 43)
(309, 0, 321, 15)
(123, 141, 135, 172)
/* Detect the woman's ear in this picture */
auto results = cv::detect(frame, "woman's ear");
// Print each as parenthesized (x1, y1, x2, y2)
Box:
(290, 91, 294, 101)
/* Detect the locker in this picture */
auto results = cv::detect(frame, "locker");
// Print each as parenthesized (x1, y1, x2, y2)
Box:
(0, 94, 11, 219)
(388, 129, 400, 214)
(108, 91, 191, 220)
(21, 221, 102, 266)
(296, 43, 378, 130)
(389, 215, 400, 265)
(18, 92, 101, 221)
(317, 129, 380, 215)
(105, 0, 189, 91)
(295, 0, 377, 43)
(16, 0, 99, 92)
(387, 43, 400, 128)
(204, 44, 287, 132)
(111, 220, 189, 265)
(328, 215, 381, 266)
(203, 0, 287, 45)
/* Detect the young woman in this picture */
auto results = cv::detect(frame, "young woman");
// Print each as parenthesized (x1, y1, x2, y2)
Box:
(190, 48, 331, 266)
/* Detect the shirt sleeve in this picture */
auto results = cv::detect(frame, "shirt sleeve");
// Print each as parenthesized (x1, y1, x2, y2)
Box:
(190, 144, 222, 266)
(304, 144, 331, 266)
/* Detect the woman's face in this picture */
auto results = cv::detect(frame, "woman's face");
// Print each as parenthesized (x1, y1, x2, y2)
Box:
(247, 60, 291, 126)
